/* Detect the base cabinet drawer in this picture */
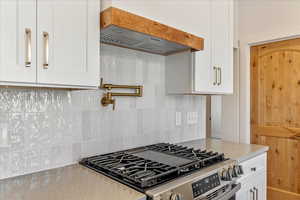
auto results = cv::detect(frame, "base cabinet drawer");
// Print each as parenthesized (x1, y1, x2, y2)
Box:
(239, 153, 267, 179)
(236, 153, 267, 200)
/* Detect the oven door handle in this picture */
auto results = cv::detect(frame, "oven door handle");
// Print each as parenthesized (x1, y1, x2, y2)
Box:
(214, 183, 241, 200)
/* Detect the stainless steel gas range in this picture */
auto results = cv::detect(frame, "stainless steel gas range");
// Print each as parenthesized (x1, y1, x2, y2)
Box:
(80, 143, 243, 200)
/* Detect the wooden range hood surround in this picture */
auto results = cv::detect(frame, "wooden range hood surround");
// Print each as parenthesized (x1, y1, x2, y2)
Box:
(100, 7, 204, 55)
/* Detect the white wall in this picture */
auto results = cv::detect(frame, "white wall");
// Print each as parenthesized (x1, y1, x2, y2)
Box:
(220, 48, 240, 143)
(237, 0, 300, 143)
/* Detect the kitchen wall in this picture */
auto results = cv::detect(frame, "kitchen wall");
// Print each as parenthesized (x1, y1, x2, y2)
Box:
(0, 44, 205, 180)
(236, 0, 300, 143)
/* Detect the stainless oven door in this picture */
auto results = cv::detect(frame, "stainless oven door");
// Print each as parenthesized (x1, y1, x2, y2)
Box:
(215, 183, 241, 200)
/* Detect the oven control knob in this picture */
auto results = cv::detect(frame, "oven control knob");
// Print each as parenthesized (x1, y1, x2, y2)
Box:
(232, 166, 238, 178)
(237, 165, 244, 175)
(170, 193, 183, 200)
(228, 167, 235, 178)
(221, 169, 226, 180)
(221, 169, 232, 181)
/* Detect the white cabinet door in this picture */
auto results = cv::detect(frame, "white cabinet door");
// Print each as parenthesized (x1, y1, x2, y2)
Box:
(192, 0, 214, 93)
(237, 179, 258, 200)
(0, 0, 37, 84)
(164, 0, 234, 95)
(211, 0, 233, 93)
(240, 172, 266, 200)
(253, 171, 267, 200)
(236, 183, 251, 200)
(237, 153, 267, 200)
(37, 0, 100, 87)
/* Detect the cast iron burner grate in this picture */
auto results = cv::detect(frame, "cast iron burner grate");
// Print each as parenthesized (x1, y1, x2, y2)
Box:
(80, 143, 227, 192)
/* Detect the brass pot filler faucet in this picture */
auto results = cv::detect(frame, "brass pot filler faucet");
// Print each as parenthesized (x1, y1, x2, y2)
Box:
(99, 78, 143, 110)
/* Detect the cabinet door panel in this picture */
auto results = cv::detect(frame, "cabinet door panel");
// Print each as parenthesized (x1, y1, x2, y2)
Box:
(0, 0, 36, 83)
(193, 0, 213, 93)
(211, 0, 233, 93)
(236, 183, 251, 200)
(254, 171, 267, 200)
(37, 0, 99, 87)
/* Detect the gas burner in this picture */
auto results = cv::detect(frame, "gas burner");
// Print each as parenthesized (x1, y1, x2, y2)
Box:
(80, 143, 227, 192)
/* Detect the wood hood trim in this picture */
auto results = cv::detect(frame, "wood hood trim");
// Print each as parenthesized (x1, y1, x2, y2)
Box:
(100, 7, 204, 52)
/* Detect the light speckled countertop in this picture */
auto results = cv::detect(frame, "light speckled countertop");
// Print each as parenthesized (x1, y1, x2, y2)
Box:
(179, 138, 269, 163)
(0, 164, 146, 200)
(0, 138, 268, 200)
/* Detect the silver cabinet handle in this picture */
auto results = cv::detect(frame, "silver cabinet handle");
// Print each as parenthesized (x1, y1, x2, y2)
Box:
(25, 28, 32, 67)
(43, 32, 49, 69)
(217, 67, 222, 85)
(254, 187, 258, 200)
(250, 189, 255, 200)
(213, 66, 217, 85)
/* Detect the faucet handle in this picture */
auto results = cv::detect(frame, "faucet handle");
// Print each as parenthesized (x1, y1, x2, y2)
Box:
(100, 92, 116, 111)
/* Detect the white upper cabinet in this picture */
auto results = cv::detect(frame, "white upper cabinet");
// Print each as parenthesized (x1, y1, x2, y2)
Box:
(211, 0, 234, 93)
(193, 0, 214, 93)
(165, 0, 234, 94)
(0, 0, 37, 84)
(0, 0, 100, 89)
(37, 0, 100, 87)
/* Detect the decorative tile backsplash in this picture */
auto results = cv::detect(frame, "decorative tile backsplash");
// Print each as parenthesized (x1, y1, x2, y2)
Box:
(0, 44, 205, 180)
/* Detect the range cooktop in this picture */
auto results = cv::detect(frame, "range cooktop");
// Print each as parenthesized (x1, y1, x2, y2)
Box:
(80, 143, 228, 192)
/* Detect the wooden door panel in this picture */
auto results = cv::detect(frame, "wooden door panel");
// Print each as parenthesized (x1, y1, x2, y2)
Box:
(251, 38, 300, 200)
(260, 51, 300, 127)
(268, 187, 300, 200)
(257, 136, 300, 193)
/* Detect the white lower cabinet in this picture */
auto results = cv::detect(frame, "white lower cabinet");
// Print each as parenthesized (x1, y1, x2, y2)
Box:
(236, 171, 266, 200)
(253, 171, 267, 200)
(236, 153, 267, 200)
(0, 0, 100, 89)
(236, 182, 251, 200)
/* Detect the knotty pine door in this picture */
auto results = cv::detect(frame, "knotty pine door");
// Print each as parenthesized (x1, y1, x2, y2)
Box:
(251, 39, 300, 200)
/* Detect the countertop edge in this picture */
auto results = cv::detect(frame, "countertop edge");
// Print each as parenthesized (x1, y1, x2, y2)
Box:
(235, 146, 269, 163)
(179, 138, 270, 165)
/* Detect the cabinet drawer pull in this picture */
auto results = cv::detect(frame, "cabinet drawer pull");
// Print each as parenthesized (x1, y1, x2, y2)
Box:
(213, 66, 217, 85)
(254, 187, 258, 200)
(217, 67, 222, 85)
(251, 167, 257, 172)
(250, 189, 255, 200)
(43, 32, 49, 69)
(25, 28, 32, 67)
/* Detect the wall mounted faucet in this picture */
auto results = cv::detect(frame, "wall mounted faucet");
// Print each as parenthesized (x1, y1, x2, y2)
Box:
(99, 78, 143, 110)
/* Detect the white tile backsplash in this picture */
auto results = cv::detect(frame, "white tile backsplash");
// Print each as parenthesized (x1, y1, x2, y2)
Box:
(0, 44, 205, 180)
